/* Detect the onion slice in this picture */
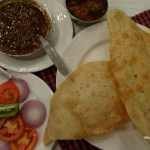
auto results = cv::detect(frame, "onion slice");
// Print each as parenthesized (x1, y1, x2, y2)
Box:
(9, 78, 29, 102)
(20, 99, 46, 127)
(0, 140, 10, 150)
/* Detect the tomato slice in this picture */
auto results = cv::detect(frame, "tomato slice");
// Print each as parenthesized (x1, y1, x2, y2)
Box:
(0, 81, 20, 104)
(0, 114, 25, 142)
(9, 126, 38, 150)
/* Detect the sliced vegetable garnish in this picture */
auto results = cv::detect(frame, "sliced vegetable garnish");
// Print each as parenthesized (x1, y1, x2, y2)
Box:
(0, 81, 20, 104)
(0, 103, 19, 118)
(9, 78, 29, 102)
(0, 114, 25, 142)
(9, 125, 38, 150)
(0, 140, 10, 150)
(21, 100, 46, 127)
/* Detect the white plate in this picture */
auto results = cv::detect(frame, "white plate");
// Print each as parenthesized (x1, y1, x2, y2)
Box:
(0, 71, 54, 150)
(0, 0, 73, 73)
(56, 21, 150, 150)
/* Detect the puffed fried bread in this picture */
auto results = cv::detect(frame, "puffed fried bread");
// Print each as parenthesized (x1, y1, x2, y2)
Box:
(44, 61, 129, 146)
(107, 8, 150, 143)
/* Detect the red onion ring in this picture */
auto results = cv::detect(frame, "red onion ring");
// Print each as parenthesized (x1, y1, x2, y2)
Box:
(20, 99, 46, 127)
(0, 140, 10, 150)
(9, 78, 29, 102)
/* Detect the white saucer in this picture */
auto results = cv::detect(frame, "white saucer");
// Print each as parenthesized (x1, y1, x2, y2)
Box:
(0, 0, 73, 72)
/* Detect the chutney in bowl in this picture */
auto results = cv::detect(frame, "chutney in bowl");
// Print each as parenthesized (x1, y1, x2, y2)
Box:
(66, 0, 108, 26)
(0, 0, 52, 56)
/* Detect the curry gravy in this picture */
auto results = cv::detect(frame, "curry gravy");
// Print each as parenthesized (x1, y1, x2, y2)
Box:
(0, 0, 51, 56)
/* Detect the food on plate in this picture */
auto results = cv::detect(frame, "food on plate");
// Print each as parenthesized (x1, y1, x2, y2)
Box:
(66, 0, 107, 22)
(0, 78, 43, 149)
(9, 78, 29, 102)
(9, 125, 38, 150)
(44, 61, 130, 145)
(0, 0, 51, 56)
(21, 99, 46, 127)
(0, 114, 25, 142)
(107, 9, 150, 142)
(140, 28, 150, 56)
(0, 103, 19, 118)
(146, 29, 150, 34)
(0, 81, 20, 104)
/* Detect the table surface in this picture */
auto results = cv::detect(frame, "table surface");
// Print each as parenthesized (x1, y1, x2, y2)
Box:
(33, 2, 150, 149)
(1, 0, 150, 150)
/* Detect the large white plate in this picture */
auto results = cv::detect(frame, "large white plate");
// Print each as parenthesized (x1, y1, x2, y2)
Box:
(56, 21, 150, 150)
(0, 71, 54, 150)
(0, 0, 73, 73)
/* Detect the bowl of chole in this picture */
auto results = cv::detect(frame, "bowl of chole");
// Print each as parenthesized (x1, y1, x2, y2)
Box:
(66, 0, 108, 26)
(0, 0, 52, 57)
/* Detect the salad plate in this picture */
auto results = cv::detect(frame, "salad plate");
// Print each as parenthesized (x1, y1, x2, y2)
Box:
(56, 21, 150, 150)
(0, 0, 73, 73)
(0, 71, 54, 150)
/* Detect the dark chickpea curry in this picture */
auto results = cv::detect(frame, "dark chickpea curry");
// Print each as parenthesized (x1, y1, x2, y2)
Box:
(0, 0, 51, 56)
(66, 0, 107, 22)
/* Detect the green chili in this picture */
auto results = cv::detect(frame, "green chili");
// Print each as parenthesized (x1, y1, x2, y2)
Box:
(0, 103, 19, 118)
